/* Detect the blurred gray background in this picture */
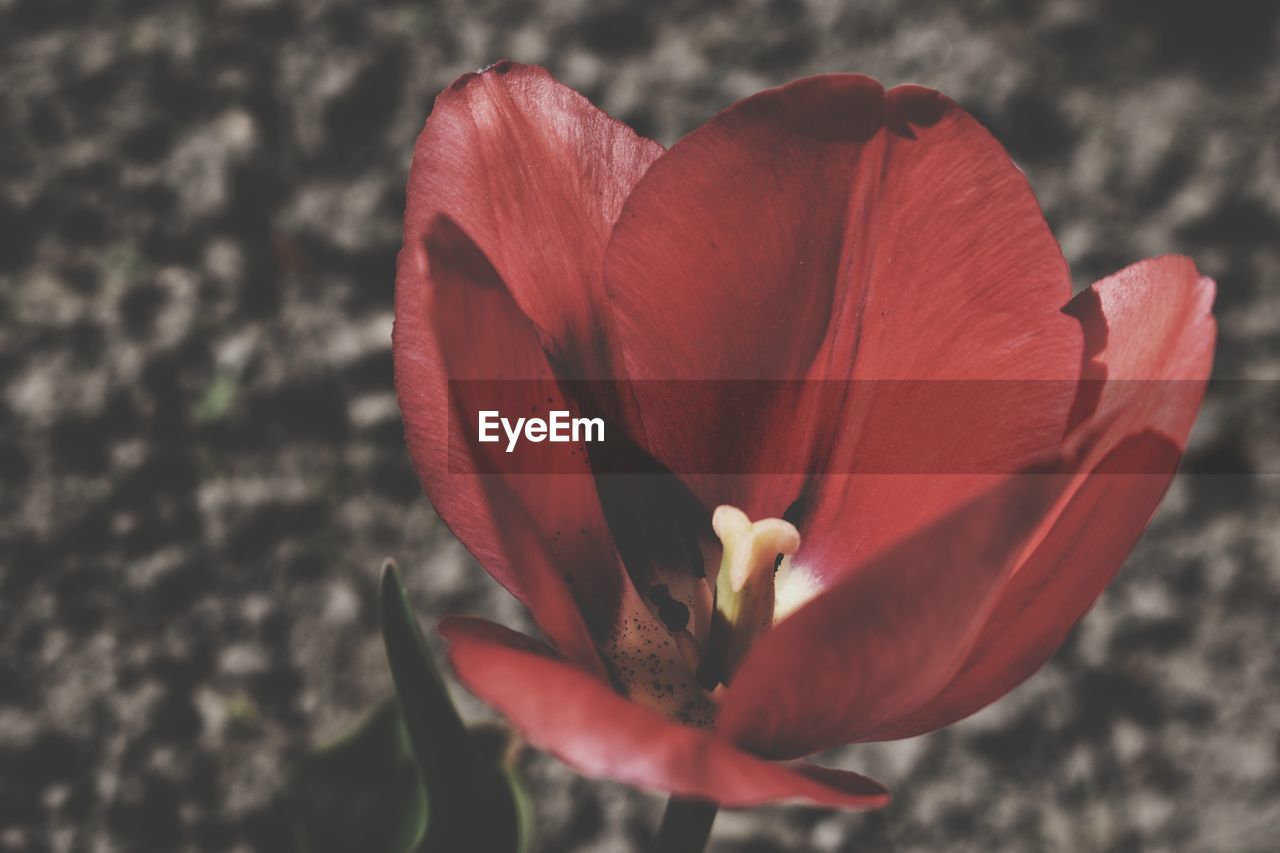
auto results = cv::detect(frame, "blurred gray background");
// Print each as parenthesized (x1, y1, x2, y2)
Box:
(2, 0, 1278, 850)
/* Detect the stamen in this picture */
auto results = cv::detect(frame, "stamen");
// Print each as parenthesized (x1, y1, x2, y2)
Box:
(706, 505, 801, 683)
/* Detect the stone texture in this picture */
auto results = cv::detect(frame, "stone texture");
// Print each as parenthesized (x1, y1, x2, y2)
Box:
(1, 0, 1277, 850)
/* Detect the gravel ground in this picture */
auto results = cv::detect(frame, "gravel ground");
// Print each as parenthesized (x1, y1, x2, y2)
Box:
(2, 0, 1278, 850)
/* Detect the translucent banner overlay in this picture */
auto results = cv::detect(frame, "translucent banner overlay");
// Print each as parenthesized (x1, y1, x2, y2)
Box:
(445, 379, 1271, 475)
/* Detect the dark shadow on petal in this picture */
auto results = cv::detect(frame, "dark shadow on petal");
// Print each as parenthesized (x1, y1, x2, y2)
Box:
(582, 413, 713, 593)
(423, 214, 506, 291)
(1094, 430, 1182, 475)
(886, 85, 948, 139)
(1062, 286, 1109, 434)
(737, 74, 885, 143)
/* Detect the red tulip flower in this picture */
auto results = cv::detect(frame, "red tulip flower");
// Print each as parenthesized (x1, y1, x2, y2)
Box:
(394, 61, 1215, 815)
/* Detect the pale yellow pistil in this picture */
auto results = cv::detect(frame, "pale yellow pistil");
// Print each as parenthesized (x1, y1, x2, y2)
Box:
(706, 505, 801, 683)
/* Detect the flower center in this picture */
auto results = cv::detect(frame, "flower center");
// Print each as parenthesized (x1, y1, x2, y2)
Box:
(702, 505, 801, 687)
(604, 504, 814, 728)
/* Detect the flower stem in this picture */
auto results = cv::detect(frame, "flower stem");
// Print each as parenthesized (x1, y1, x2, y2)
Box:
(655, 796, 718, 852)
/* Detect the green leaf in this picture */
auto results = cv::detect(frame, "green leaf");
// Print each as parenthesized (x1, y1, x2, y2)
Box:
(287, 698, 428, 853)
(380, 561, 530, 852)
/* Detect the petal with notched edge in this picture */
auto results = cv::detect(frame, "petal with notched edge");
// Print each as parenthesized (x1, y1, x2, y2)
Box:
(860, 256, 1215, 741)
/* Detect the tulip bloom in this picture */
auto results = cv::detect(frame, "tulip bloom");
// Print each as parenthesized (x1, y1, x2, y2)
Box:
(394, 61, 1215, 809)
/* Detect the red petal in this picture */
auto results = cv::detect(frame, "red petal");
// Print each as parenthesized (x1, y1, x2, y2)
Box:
(601, 76, 1081, 527)
(861, 256, 1216, 741)
(716, 470, 1071, 759)
(395, 215, 613, 673)
(404, 61, 662, 370)
(396, 62, 664, 669)
(440, 616, 890, 810)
